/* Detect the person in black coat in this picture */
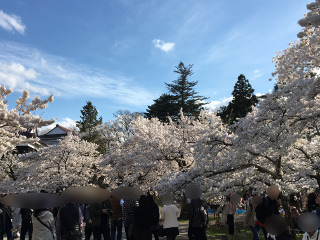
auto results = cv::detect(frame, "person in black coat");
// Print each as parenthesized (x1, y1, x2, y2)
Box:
(275, 230, 292, 240)
(256, 196, 279, 239)
(188, 198, 208, 240)
(19, 208, 33, 240)
(307, 192, 319, 212)
(147, 194, 160, 240)
(0, 203, 13, 240)
(83, 205, 93, 240)
(134, 195, 152, 240)
(56, 203, 82, 240)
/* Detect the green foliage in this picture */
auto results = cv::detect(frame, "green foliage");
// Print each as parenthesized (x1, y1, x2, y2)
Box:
(76, 101, 106, 153)
(145, 93, 177, 122)
(145, 62, 208, 122)
(217, 74, 258, 125)
(77, 101, 102, 133)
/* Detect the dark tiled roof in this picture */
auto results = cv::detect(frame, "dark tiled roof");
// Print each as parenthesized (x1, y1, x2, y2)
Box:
(18, 130, 35, 138)
(39, 134, 67, 139)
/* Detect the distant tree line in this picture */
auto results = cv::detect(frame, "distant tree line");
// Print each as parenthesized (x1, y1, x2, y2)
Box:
(77, 61, 259, 153)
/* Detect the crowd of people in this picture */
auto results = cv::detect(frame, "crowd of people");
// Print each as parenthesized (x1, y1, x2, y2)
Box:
(237, 191, 320, 240)
(1, 190, 320, 240)
(0, 192, 209, 240)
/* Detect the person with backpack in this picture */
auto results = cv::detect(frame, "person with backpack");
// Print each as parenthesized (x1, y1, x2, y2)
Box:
(244, 198, 260, 240)
(56, 203, 83, 240)
(188, 198, 208, 240)
(32, 209, 55, 240)
(255, 196, 279, 240)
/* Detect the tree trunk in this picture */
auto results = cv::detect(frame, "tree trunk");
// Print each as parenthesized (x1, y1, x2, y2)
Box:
(179, 195, 189, 220)
(281, 194, 296, 240)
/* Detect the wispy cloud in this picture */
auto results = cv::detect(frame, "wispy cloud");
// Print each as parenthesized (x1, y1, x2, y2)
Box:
(0, 10, 26, 34)
(253, 69, 263, 79)
(152, 39, 175, 53)
(0, 62, 51, 95)
(206, 97, 232, 112)
(0, 41, 154, 106)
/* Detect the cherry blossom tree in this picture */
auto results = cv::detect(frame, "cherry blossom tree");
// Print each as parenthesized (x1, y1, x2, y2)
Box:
(289, 130, 320, 188)
(0, 134, 103, 193)
(0, 86, 55, 191)
(154, 4, 320, 234)
(0, 86, 55, 157)
(155, 111, 234, 197)
(101, 110, 218, 191)
(96, 110, 141, 153)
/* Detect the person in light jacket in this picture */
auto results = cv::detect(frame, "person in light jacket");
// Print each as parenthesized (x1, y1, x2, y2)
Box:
(302, 229, 320, 240)
(217, 196, 236, 240)
(32, 209, 54, 240)
(161, 202, 179, 240)
(244, 198, 260, 240)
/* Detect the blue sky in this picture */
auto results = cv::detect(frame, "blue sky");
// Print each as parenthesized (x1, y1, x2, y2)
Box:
(0, 0, 311, 130)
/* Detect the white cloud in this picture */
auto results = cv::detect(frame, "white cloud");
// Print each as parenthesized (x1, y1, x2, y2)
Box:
(0, 41, 154, 106)
(38, 118, 77, 135)
(0, 62, 51, 95)
(206, 97, 233, 112)
(253, 69, 263, 79)
(0, 10, 26, 34)
(152, 39, 175, 53)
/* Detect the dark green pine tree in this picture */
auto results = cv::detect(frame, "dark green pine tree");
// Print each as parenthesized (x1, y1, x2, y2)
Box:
(145, 93, 177, 122)
(76, 101, 105, 153)
(218, 74, 258, 125)
(145, 62, 208, 122)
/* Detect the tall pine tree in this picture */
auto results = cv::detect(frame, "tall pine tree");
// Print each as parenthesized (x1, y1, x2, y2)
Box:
(76, 101, 105, 153)
(218, 74, 258, 125)
(145, 62, 208, 122)
(145, 93, 177, 122)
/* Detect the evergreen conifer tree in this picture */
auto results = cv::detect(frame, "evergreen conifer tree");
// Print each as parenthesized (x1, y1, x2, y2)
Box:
(76, 101, 105, 153)
(145, 93, 177, 122)
(145, 62, 208, 122)
(218, 74, 258, 125)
